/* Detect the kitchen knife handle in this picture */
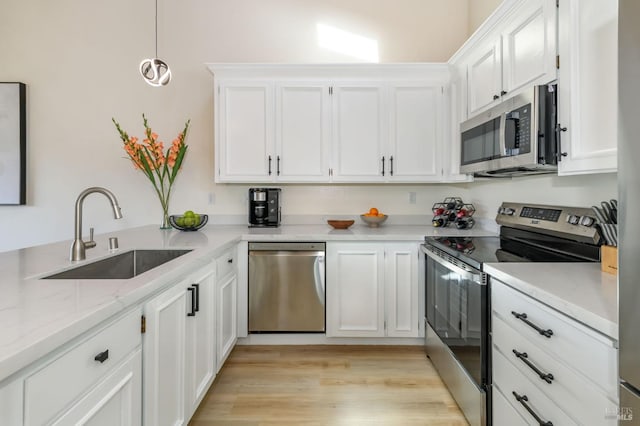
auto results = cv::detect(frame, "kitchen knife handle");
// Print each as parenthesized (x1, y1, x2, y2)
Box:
(512, 392, 553, 426)
(511, 311, 553, 338)
(512, 349, 554, 383)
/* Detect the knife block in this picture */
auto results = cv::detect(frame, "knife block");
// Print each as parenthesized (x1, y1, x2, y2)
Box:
(601, 245, 618, 275)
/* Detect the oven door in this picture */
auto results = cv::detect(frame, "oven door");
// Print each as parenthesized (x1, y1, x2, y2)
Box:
(422, 245, 489, 389)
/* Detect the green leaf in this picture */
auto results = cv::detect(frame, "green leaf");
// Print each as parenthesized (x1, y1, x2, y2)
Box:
(170, 145, 188, 183)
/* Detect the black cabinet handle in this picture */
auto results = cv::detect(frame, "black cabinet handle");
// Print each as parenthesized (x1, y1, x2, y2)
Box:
(390, 156, 394, 176)
(493, 94, 500, 100)
(187, 286, 196, 316)
(512, 391, 553, 426)
(192, 283, 200, 312)
(227, 258, 233, 263)
(94, 349, 109, 363)
(555, 124, 568, 161)
(511, 311, 553, 338)
(501, 90, 508, 96)
(277, 156, 281, 176)
(512, 349, 554, 384)
(381, 156, 385, 176)
(268, 155, 272, 176)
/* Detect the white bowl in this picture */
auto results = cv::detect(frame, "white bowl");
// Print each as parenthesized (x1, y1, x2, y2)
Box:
(360, 214, 388, 227)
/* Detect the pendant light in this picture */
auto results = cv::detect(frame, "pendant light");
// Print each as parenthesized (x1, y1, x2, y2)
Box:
(139, 0, 171, 86)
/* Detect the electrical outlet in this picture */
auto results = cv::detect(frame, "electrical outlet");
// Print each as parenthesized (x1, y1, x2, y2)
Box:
(409, 192, 417, 204)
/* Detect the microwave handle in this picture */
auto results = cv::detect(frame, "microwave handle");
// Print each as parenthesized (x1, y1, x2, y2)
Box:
(499, 113, 507, 156)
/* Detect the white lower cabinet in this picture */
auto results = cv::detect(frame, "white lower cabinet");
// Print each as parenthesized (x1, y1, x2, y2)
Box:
(491, 279, 618, 425)
(23, 307, 142, 426)
(326, 242, 419, 338)
(216, 248, 238, 370)
(0, 378, 23, 425)
(143, 263, 217, 426)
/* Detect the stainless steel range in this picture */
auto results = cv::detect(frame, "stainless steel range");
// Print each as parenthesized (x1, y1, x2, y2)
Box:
(422, 202, 601, 426)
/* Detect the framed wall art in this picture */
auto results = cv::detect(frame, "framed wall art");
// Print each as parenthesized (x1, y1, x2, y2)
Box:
(0, 82, 26, 205)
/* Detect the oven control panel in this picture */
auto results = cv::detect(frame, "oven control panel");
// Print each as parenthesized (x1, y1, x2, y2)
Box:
(496, 202, 601, 245)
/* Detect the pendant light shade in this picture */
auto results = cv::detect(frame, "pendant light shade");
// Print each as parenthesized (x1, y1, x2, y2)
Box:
(140, 0, 171, 86)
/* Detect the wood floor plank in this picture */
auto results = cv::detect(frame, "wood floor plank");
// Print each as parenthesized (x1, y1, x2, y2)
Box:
(190, 345, 468, 425)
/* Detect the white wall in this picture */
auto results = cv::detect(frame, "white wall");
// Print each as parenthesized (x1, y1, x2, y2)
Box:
(469, 0, 504, 35)
(0, 0, 617, 252)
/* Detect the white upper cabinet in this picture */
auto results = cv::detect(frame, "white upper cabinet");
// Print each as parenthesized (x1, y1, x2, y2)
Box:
(464, 0, 557, 117)
(331, 83, 386, 182)
(387, 83, 442, 181)
(208, 64, 452, 183)
(502, 0, 557, 96)
(467, 40, 503, 116)
(216, 82, 275, 182)
(276, 83, 331, 182)
(557, 0, 618, 175)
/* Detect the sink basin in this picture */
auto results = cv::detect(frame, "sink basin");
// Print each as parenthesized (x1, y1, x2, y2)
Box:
(42, 249, 192, 280)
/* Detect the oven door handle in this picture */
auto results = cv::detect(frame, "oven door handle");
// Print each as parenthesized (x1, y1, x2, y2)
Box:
(421, 245, 483, 284)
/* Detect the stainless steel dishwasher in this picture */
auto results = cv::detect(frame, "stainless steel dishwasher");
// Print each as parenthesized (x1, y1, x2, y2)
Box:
(248, 242, 325, 332)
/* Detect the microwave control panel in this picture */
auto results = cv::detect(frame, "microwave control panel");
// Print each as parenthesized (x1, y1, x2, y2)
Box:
(505, 104, 532, 155)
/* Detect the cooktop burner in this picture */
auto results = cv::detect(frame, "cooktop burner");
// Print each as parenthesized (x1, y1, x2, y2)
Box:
(425, 236, 528, 270)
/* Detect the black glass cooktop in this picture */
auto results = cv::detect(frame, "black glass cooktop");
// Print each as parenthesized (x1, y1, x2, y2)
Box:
(425, 228, 601, 271)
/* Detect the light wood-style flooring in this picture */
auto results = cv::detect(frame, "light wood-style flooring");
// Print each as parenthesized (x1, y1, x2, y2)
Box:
(190, 345, 468, 425)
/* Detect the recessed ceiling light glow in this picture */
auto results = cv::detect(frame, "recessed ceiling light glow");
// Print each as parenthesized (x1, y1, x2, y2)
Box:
(317, 23, 379, 63)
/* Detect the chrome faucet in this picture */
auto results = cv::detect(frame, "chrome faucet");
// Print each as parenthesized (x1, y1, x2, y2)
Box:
(70, 187, 123, 261)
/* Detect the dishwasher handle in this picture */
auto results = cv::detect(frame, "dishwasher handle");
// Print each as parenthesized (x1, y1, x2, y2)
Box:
(249, 250, 325, 258)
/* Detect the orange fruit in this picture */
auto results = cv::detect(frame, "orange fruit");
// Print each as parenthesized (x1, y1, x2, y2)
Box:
(369, 207, 379, 215)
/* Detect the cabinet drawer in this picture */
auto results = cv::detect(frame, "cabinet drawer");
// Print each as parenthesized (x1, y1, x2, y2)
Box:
(493, 315, 618, 425)
(216, 248, 236, 279)
(492, 385, 528, 426)
(492, 281, 617, 397)
(493, 346, 577, 426)
(24, 308, 142, 425)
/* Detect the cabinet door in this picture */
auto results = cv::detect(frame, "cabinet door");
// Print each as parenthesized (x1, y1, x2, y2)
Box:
(387, 84, 441, 182)
(385, 243, 419, 337)
(326, 243, 385, 337)
(52, 349, 142, 426)
(143, 282, 189, 426)
(217, 273, 237, 370)
(557, 0, 618, 175)
(502, 0, 557, 96)
(331, 83, 386, 182)
(467, 40, 502, 116)
(216, 81, 275, 182)
(185, 268, 216, 420)
(276, 83, 331, 182)
(0, 379, 23, 425)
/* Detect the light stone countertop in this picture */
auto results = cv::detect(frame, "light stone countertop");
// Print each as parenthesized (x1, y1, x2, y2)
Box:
(484, 262, 618, 340)
(0, 223, 495, 383)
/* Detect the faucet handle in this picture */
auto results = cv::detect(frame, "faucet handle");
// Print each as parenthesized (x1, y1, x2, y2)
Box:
(84, 227, 97, 249)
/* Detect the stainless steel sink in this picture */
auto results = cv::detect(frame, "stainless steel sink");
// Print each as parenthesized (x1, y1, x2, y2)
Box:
(42, 249, 192, 280)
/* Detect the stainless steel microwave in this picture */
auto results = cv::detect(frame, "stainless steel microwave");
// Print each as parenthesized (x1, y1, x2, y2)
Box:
(460, 84, 558, 177)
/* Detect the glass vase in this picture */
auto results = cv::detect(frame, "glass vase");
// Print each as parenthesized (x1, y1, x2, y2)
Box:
(160, 198, 171, 229)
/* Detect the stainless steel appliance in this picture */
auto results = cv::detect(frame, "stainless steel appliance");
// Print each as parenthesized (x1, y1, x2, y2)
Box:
(423, 202, 601, 426)
(618, 1, 640, 422)
(460, 84, 558, 177)
(248, 242, 325, 332)
(248, 188, 281, 227)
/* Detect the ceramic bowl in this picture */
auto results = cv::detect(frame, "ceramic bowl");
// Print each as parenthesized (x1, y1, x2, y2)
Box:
(169, 214, 208, 231)
(327, 219, 355, 229)
(360, 214, 388, 227)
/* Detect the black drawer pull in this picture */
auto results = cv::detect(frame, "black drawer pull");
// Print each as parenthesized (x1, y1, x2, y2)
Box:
(94, 350, 109, 363)
(192, 283, 200, 312)
(187, 286, 196, 317)
(227, 258, 233, 263)
(512, 349, 554, 384)
(511, 311, 553, 338)
(512, 391, 553, 426)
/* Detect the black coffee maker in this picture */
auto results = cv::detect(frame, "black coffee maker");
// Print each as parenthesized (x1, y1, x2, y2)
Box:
(248, 188, 281, 227)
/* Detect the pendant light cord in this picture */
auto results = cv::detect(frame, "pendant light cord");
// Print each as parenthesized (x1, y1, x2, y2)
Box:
(155, 0, 158, 58)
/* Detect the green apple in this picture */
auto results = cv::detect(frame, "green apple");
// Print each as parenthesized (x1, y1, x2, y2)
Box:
(175, 217, 185, 227)
(183, 210, 195, 218)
